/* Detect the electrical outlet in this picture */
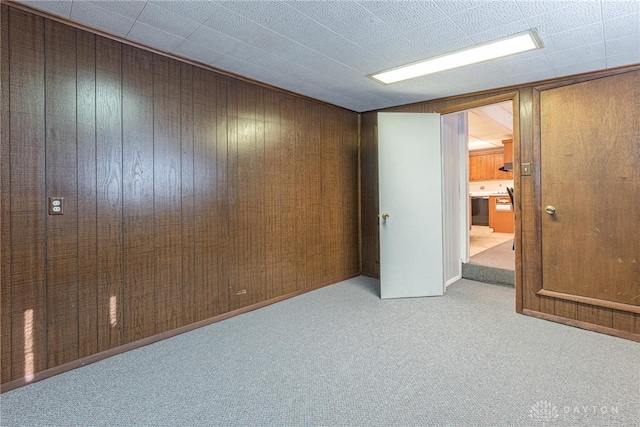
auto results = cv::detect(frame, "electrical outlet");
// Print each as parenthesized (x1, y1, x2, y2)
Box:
(49, 197, 63, 215)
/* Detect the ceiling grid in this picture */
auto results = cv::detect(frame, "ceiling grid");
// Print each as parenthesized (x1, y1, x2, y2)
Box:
(16, 0, 640, 112)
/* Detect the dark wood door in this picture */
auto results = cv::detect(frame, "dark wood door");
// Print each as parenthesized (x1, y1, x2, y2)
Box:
(540, 70, 640, 310)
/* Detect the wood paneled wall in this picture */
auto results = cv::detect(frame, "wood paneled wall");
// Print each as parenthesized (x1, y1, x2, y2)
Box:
(360, 68, 640, 340)
(1, 6, 359, 386)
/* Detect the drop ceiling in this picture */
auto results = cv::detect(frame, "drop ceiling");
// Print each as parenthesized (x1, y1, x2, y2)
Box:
(14, 0, 640, 112)
(468, 101, 513, 152)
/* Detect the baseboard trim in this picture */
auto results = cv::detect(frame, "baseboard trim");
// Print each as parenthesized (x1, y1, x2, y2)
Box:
(445, 273, 462, 288)
(1, 273, 359, 393)
(536, 289, 640, 315)
(522, 309, 640, 342)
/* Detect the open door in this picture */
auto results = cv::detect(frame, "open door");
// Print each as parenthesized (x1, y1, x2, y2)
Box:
(378, 112, 444, 299)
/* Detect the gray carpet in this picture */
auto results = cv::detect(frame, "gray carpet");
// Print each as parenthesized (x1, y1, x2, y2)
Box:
(470, 240, 515, 270)
(1, 276, 639, 427)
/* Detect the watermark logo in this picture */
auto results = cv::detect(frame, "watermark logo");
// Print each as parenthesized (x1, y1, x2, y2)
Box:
(529, 400, 559, 425)
(529, 400, 621, 425)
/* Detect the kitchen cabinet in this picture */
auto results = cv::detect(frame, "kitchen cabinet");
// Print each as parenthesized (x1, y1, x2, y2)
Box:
(488, 195, 514, 233)
(469, 149, 513, 181)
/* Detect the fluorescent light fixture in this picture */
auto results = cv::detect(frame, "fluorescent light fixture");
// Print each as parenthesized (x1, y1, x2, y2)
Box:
(370, 30, 541, 84)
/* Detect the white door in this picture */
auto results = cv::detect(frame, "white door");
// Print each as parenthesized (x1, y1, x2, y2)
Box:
(378, 112, 444, 299)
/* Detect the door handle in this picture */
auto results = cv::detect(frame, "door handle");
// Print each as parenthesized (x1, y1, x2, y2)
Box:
(545, 205, 556, 215)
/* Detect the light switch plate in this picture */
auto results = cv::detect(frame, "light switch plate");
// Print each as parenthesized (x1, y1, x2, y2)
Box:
(49, 197, 63, 215)
(521, 162, 532, 176)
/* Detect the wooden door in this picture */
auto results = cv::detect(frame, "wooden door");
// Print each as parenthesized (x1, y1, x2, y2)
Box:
(540, 70, 640, 310)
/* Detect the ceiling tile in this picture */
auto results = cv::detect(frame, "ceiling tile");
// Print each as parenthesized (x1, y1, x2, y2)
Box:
(287, 1, 394, 48)
(205, 52, 272, 81)
(184, 25, 244, 56)
(292, 55, 367, 84)
(606, 33, 640, 56)
(467, 20, 532, 44)
(606, 52, 640, 68)
(601, 0, 640, 21)
(542, 23, 604, 52)
(604, 13, 640, 40)
(526, 1, 602, 36)
(448, 2, 526, 35)
(360, 1, 449, 32)
(552, 57, 608, 76)
(136, 3, 202, 39)
(507, 68, 557, 86)
(546, 42, 606, 68)
(515, 0, 577, 18)
(363, 34, 425, 66)
(20, 1, 71, 18)
(70, 1, 135, 37)
(149, 1, 222, 24)
(496, 51, 554, 76)
(127, 22, 185, 54)
(202, 5, 286, 48)
(432, 0, 492, 16)
(224, 42, 284, 70)
(402, 17, 469, 46)
(86, 0, 145, 19)
(171, 39, 220, 65)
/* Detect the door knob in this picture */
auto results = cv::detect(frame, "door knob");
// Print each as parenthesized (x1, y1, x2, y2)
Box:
(545, 205, 556, 215)
(381, 212, 390, 220)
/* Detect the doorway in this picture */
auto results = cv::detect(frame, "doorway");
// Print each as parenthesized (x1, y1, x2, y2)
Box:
(442, 96, 517, 286)
(467, 100, 514, 271)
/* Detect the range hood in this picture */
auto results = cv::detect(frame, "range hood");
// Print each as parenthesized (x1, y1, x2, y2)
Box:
(498, 139, 513, 172)
(498, 162, 513, 172)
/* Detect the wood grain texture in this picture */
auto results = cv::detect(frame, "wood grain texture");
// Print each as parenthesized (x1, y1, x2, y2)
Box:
(577, 304, 613, 328)
(304, 102, 323, 289)
(469, 151, 513, 181)
(44, 19, 79, 367)
(214, 74, 230, 317)
(122, 44, 155, 343)
(279, 94, 299, 295)
(321, 106, 359, 281)
(612, 310, 640, 334)
(8, 7, 47, 380)
(1, 5, 359, 385)
(518, 87, 541, 313)
(540, 71, 640, 306)
(180, 63, 196, 325)
(153, 54, 183, 333)
(1, 3, 12, 383)
(228, 81, 267, 309)
(264, 89, 283, 299)
(76, 29, 99, 359)
(192, 66, 222, 322)
(95, 36, 124, 352)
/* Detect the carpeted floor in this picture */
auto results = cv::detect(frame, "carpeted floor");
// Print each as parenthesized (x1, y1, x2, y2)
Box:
(469, 239, 515, 270)
(1, 276, 639, 426)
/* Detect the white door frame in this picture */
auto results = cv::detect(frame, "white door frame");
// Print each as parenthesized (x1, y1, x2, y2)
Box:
(439, 93, 519, 277)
